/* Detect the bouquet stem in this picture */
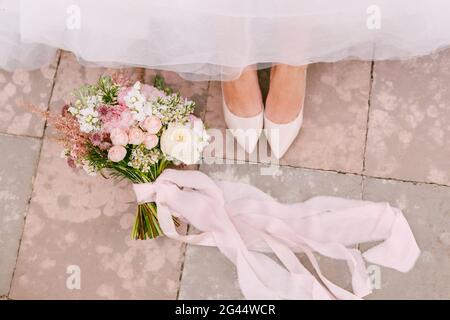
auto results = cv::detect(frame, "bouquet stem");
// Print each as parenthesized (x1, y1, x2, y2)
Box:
(131, 202, 180, 240)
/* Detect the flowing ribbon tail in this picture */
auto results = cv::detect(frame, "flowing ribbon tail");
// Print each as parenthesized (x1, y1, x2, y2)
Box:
(362, 208, 420, 272)
(133, 169, 420, 300)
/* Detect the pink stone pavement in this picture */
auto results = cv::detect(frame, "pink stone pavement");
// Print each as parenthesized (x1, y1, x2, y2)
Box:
(1, 50, 450, 299)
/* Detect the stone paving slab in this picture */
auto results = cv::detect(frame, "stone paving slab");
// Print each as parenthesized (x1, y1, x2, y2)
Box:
(0, 134, 41, 295)
(362, 177, 450, 299)
(178, 241, 243, 300)
(203, 62, 371, 173)
(365, 49, 450, 185)
(0, 53, 59, 137)
(281, 62, 371, 173)
(9, 52, 188, 299)
(4, 51, 449, 300)
(178, 163, 362, 299)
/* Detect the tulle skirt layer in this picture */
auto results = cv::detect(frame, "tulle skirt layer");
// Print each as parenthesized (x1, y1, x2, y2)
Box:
(0, 0, 57, 71)
(2, 0, 450, 79)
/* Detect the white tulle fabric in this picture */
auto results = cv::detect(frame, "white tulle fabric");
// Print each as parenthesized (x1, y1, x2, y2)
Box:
(0, 0, 56, 71)
(2, 0, 450, 79)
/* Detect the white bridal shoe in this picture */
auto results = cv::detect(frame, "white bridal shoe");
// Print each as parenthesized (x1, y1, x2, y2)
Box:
(222, 90, 263, 154)
(264, 70, 307, 159)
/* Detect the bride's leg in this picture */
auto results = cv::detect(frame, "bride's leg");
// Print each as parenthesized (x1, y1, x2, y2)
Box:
(222, 66, 263, 117)
(265, 64, 308, 124)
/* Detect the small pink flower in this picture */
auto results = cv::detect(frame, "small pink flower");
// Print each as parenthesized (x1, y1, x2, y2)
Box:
(67, 157, 77, 169)
(141, 84, 165, 100)
(118, 87, 131, 106)
(99, 141, 112, 151)
(108, 145, 127, 162)
(97, 105, 110, 118)
(61, 104, 70, 116)
(128, 127, 145, 145)
(144, 134, 159, 149)
(142, 116, 162, 134)
(110, 128, 128, 146)
(90, 132, 102, 146)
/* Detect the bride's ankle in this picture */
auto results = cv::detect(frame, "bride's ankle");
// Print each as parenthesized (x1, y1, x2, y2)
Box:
(271, 64, 307, 77)
(222, 70, 263, 117)
(266, 64, 307, 124)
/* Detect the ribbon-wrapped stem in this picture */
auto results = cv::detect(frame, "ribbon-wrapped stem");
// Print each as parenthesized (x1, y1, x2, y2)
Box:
(94, 150, 179, 240)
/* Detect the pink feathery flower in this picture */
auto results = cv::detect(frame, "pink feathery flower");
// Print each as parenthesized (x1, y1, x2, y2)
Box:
(42, 106, 90, 161)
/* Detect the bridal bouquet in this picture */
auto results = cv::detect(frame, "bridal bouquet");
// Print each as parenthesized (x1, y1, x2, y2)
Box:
(47, 74, 209, 239)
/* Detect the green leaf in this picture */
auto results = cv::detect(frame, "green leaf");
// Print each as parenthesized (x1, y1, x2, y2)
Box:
(154, 74, 173, 95)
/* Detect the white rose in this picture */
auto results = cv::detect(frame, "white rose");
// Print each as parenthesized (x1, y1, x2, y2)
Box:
(160, 123, 202, 165)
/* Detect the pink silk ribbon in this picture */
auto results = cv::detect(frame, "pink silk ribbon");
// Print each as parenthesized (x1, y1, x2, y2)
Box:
(133, 169, 420, 300)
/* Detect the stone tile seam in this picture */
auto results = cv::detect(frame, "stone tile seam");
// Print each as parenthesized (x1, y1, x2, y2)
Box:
(200, 155, 450, 189)
(360, 58, 375, 213)
(6, 50, 63, 298)
(362, 60, 376, 176)
(0, 132, 43, 141)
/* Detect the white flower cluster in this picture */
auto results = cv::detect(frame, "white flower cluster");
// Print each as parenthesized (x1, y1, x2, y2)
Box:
(151, 95, 195, 125)
(68, 96, 101, 133)
(124, 82, 152, 122)
(128, 145, 161, 173)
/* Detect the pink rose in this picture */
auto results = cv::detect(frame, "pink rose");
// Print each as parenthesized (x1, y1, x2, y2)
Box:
(144, 134, 159, 149)
(128, 127, 145, 145)
(110, 128, 128, 146)
(142, 116, 162, 134)
(108, 145, 127, 162)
